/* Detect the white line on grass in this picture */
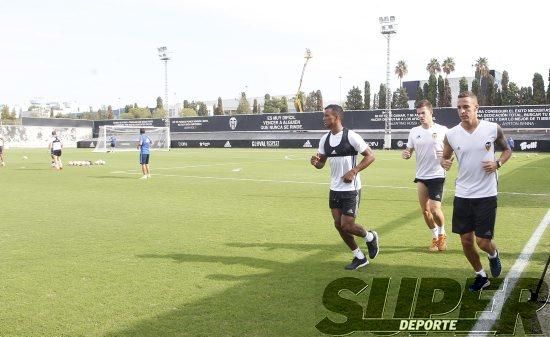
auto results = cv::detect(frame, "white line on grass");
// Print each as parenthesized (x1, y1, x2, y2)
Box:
(467, 209, 550, 337)
(110, 171, 550, 196)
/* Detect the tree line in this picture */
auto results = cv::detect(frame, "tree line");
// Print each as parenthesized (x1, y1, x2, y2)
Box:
(345, 58, 550, 110)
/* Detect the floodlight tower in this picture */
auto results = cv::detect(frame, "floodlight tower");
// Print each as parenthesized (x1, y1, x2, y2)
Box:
(157, 47, 170, 115)
(157, 46, 171, 148)
(295, 48, 312, 112)
(379, 16, 397, 149)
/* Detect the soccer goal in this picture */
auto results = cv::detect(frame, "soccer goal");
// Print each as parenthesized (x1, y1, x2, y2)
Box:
(93, 125, 170, 152)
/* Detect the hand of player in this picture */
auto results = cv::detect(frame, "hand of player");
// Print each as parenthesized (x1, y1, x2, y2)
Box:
(402, 149, 411, 159)
(342, 169, 357, 183)
(441, 157, 454, 171)
(310, 154, 320, 167)
(482, 161, 497, 173)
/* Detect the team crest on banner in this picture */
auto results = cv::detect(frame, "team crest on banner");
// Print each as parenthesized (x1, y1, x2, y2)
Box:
(485, 141, 491, 151)
(229, 117, 238, 130)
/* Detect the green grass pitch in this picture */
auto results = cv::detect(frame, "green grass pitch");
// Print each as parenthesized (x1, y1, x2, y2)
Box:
(0, 148, 548, 336)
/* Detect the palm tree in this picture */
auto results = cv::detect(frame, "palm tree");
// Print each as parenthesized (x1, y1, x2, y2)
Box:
(474, 57, 489, 79)
(426, 58, 441, 76)
(394, 60, 408, 88)
(442, 57, 455, 78)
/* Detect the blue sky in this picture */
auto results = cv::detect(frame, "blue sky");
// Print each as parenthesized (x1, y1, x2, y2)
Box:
(1, 0, 548, 109)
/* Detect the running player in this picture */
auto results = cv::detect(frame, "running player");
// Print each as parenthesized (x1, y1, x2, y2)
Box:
(310, 104, 379, 270)
(402, 99, 448, 252)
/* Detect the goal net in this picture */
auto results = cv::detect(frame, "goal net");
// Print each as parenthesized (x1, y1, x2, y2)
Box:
(93, 125, 170, 152)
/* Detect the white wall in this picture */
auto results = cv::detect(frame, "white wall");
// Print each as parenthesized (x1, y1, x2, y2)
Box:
(0, 125, 92, 148)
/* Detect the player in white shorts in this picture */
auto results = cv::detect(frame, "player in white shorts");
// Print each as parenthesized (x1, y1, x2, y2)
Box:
(402, 99, 448, 252)
(441, 91, 511, 292)
(310, 104, 379, 270)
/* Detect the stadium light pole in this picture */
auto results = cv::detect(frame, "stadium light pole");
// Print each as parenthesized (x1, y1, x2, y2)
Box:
(379, 16, 397, 150)
(338, 75, 342, 106)
(157, 46, 171, 149)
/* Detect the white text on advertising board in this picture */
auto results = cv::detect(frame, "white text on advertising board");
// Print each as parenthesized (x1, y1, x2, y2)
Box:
(251, 140, 279, 147)
(261, 115, 303, 130)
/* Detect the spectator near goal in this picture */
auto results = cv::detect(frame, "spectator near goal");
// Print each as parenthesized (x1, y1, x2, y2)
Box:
(138, 128, 152, 179)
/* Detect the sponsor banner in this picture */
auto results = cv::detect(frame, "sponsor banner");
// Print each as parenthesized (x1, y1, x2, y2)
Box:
(168, 110, 460, 132)
(170, 113, 324, 132)
(512, 139, 550, 152)
(170, 138, 410, 150)
(477, 105, 550, 128)
(77, 140, 97, 148)
(171, 139, 321, 148)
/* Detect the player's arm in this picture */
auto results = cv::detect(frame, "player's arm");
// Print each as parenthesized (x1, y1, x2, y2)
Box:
(310, 153, 327, 169)
(402, 131, 414, 159)
(342, 147, 375, 183)
(440, 135, 454, 171)
(482, 125, 512, 173)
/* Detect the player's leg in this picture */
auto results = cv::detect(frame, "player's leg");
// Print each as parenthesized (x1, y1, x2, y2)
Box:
(329, 191, 368, 270)
(339, 190, 379, 259)
(0, 149, 4, 166)
(426, 179, 447, 251)
(473, 197, 501, 277)
(453, 197, 490, 291)
(139, 154, 148, 179)
(418, 182, 438, 251)
(53, 154, 60, 170)
(331, 208, 357, 250)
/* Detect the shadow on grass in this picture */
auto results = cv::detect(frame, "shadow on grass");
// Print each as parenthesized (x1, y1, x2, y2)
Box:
(106, 243, 549, 337)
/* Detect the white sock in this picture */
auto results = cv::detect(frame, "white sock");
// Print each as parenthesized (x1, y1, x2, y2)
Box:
(438, 225, 446, 235)
(475, 269, 487, 278)
(353, 248, 365, 260)
(431, 227, 439, 239)
(365, 231, 374, 243)
(488, 250, 498, 259)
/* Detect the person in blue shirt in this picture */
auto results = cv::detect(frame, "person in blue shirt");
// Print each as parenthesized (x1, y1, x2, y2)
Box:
(110, 135, 117, 153)
(507, 137, 515, 151)
(137, 128, 152, 179)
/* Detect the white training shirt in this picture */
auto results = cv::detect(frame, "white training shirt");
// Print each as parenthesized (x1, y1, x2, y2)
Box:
(406, 123, 448, 179)
(51, 137, 62, 151)
(318, 129, 369, 192)
(446, 120, 498, 198)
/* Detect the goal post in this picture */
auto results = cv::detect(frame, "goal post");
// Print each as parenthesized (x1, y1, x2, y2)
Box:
(93, 125, 170, 152)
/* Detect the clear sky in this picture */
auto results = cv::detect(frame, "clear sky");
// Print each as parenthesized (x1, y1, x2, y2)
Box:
(1, 0, 548, 109)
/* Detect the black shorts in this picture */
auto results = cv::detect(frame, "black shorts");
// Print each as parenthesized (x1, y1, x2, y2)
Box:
(414, 178, 445, 202)
(52, 150, 62, 157)
(140, 154, 150, 165)
(110, 143, 116, 147)
(329, 190, 361, 217)
(452, 196, 497, 239)
(0, 146, 3, 154)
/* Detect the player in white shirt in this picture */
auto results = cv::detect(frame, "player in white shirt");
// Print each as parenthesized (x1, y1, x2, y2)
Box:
(441, 91, 511, 292)
(0, 134, 5, 166)
(402, 100, 448, 252)
(48, 130, 64, 170)
(310, 104, 379, 270)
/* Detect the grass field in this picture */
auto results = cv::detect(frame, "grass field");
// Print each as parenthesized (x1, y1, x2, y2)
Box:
(0, 148, 548, 337)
